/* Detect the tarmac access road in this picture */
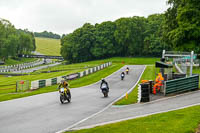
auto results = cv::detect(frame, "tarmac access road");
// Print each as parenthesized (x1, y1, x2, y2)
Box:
(0, 65, 145, 133)
(72, 90, 200, 130)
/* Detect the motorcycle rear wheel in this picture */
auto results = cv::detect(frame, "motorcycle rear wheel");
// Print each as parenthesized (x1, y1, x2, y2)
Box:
(67, 93, 71, 102)
(103, 91, 108, 97)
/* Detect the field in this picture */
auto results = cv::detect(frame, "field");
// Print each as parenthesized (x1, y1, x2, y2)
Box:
(35, 37, 61, 56)
(69, 105, 200, 133)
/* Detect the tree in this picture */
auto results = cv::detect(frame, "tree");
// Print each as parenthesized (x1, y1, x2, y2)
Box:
(114, 17, 133, 56)
(143, 14, 169, 56)
(34, 31, 61, 39)
(0, 19, 36, 61)
(163, 0, 200, 53)
(61, 23, 96, 63)
(91, 21, 116, 59)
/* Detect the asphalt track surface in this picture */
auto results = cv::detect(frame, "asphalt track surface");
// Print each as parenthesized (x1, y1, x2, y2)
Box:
(0, 65, 145, 133)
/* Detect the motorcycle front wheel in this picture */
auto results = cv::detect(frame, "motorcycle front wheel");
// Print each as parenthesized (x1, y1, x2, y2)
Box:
(60, 95, 65, 104)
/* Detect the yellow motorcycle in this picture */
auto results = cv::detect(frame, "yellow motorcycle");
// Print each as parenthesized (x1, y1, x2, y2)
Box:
(59, 87, 71, 104)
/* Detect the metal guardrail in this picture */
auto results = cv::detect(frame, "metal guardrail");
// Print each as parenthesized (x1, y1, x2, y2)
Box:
(51, 78, 57, 85)
(18, 54, 64, 59)
(39, 80, 46, 88)
(30, 62, 112, 90)
(164, 75, 199, 95)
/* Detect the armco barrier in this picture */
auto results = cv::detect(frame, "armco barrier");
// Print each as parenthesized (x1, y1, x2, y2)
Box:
(0, 59, 45, 73)
(31, 62, 112, 90)
(57, 76, 62, 84)
(39, 80, 46, 88)
(80, 71, 84, 77)
(51, 78, 57, 85)
(46, 79, 51, 86)
(31, 80, 39, 89)
(165, 75, 199, 95)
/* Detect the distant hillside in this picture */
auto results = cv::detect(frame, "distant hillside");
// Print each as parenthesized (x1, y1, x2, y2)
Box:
(35, 37, 61, 56)
(34, 31, 60, 39)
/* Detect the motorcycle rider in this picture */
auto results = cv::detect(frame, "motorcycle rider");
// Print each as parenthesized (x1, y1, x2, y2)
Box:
(121, 72, 125, 80)
(100, 78, 109, 92)
(126, 67, 129, 74)
(59, 78, 71, 97)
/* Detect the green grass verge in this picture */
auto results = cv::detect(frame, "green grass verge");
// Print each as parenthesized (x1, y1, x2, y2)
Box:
(0, 63, 123, 102)
(104, 57, 159, 65)
(115, 66, 156, 105)
(3, 58, 37, 65)
(68, 105, 200, 133)
(0, 69, 83, 93)
(35, 37, 61, 56)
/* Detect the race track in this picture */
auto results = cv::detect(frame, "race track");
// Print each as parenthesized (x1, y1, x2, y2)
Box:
(0, 65, 145, 133)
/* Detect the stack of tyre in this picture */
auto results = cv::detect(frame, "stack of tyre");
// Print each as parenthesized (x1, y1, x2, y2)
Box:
(140, 83, 150, 102)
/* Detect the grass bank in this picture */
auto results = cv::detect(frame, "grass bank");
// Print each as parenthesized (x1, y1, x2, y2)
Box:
(3, 58, 37, 66)
(68, 105, 200, 133)
(35, 37, 61, 56)
(105, 57, 159, 65)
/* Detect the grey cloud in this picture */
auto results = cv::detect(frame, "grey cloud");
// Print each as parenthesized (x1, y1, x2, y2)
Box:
(0, 0, 168, 35)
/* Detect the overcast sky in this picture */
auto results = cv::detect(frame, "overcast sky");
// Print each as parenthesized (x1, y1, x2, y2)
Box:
(0, 0, 169, 35)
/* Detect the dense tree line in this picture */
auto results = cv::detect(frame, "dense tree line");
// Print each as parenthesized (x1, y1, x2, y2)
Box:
(61, 0, 200, 63)
(0, 19, 35, 61)
(34, 31, 60, 39)
(61, 14, 168, 63)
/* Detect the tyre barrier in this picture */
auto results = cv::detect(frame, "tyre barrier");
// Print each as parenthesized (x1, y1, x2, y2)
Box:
(138, 83, 150, 103)
(30, 62, 112, 90)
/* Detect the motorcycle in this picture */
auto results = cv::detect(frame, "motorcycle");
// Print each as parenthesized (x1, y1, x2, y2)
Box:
(121, 73, 125, 80)
(101, 84, 109, 97)
(59, 87, 71, 104)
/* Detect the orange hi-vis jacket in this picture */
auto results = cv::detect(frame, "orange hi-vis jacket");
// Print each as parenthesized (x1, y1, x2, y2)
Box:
(155, 73, 164, 86)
